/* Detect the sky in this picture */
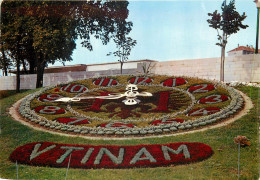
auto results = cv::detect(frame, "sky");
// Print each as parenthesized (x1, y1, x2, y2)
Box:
(49, 1, 258, 66)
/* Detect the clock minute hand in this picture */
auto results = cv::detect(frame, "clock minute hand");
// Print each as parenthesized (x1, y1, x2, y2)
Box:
(79, 93, 125, 100)
(55, 93, 125, 102)
(55, 97, 77, 102)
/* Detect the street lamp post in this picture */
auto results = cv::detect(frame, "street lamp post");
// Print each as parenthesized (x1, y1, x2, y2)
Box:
(255, 0, 260, 54)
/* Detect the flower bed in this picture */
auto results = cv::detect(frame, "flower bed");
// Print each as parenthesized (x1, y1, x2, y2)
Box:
(55, 117, 90, 125)
(162, 78, 187, 87)
(93, 78, 118, 87)
(150, 119, 184, 126)
(17, 75, 244, 138)
(61, 84, 87, 93)
(197, 95, 229, 104)
(10, 142, 213, 169)
(128, 76, 153, 85)
(34, 106, 66, 115)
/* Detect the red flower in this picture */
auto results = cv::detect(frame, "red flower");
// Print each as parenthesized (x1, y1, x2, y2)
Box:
(55, 117, 90, 125)
(151, 119, 184, 126)
(93, 78, 118, 87)
(10, 142, 214, 169)
(162, 78, 187, 87)
(34, 106, 65, 115)
(128, 77, 153, 85)
(188, 84, 215, 93)
(61, 84, 87, 93)
(38, 94, 63, 102)
(198, 95, 229, 104)
(99, 123, 135, 128)
(188, 107, 220, 116)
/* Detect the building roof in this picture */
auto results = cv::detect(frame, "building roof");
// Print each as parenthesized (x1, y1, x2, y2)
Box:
(227, 45, 257, 53)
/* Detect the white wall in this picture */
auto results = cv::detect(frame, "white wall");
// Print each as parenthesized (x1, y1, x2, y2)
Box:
(0, 62, 142, 90)
(154, 54, 260, 82)
(228, 51, 243, 56)
(87, 62, 138, 71)
(0, 55, 259, 90)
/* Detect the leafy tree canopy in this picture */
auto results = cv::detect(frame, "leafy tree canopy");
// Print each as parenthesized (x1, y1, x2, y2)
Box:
(0, 0, 133, 87)
(207, 0, 248, 82)
(207, 0, 248, 47)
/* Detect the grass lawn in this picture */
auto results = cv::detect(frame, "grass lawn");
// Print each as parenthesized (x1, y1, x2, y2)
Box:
(0, 90, 28, 100)
(0, 86, 259, 180)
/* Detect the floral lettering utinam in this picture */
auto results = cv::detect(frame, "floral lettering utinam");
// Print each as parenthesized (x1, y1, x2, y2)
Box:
(10, 142, 214, 169)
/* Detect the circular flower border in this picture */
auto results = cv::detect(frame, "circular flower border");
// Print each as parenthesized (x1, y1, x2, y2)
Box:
(17, 75, 244, 137)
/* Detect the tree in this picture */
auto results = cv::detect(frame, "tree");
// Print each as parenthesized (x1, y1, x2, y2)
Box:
(207, 0, 248, 82)
(108, 37, 137, 74)
(0, 41, 12, 76)
(1, 1, 27, 92)
(77, 1, 136, 74)
(1, 1, 134, 89)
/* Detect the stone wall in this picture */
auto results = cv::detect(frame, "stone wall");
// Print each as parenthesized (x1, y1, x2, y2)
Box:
(0, 54, 259, 90)
(153, 54, 260, 82)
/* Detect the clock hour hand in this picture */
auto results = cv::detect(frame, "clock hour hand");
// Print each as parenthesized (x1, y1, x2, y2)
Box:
(55, 97, 78, 102)
(137, 92, 153, 97)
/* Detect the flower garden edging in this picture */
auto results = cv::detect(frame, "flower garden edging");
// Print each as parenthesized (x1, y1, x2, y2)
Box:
(12, 75, 248, 139)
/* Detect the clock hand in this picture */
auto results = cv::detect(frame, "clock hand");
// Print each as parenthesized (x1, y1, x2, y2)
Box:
(55, 84, 153, 104)
(55, 97, 77, 102)
(55, 93, 125, 102)
(79, 93, 125, 100)
(137, 92, 153, 97)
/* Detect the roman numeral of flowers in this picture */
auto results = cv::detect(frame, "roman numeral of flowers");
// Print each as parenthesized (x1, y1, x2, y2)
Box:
(93, 78, 118, 87)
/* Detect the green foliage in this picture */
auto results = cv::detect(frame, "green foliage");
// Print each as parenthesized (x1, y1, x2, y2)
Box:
(0, 1, 134, 86)
(110, 37, 137, 63)
(207, 0, 248, 82)
(107, 35, 137, 74)
(75, 1, 133, 51)
(0, 41, 12, 76)
(207, 0, 248, 48)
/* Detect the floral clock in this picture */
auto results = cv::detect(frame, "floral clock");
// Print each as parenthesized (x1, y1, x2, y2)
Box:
(18, 75, 244, 138)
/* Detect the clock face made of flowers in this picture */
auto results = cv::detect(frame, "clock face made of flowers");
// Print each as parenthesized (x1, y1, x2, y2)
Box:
(19, 75, 244, 138)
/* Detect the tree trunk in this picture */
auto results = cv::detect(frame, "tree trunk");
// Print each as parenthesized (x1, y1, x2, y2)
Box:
(16, 37, 22, 92)
(36, 54, 45, 88)
(28, 40, 36, 74)
(29, 60, 36, 74)
(2, 58, 8, 76)
(3, 61, 8, 76)
(16, 59, 20, 93)
(222, 46, 226, 82)
(120, 61, 123, 74)
(36, 61, 45, 88)
(220, 46, 226, 82)
(220, 31, 226, 82)
(1, 43, 8, 76)
(22, 59, 28, 74)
